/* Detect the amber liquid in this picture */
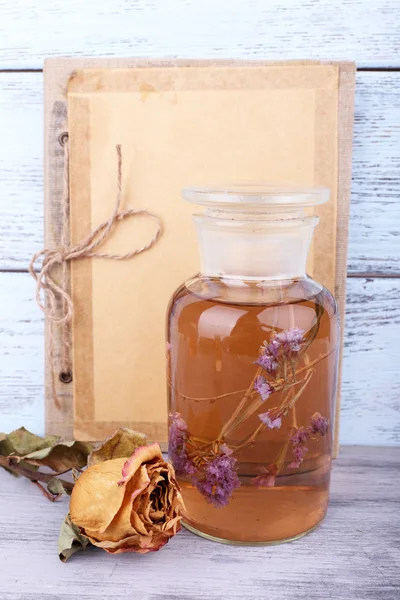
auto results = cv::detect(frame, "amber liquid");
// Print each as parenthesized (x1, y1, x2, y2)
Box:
(167, 276, 339, 544)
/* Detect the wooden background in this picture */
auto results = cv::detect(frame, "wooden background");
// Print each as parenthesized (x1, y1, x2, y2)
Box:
(0, 0, 399, 446)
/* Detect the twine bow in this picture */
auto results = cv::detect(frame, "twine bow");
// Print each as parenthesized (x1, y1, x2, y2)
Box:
(29, 138, 162, 407)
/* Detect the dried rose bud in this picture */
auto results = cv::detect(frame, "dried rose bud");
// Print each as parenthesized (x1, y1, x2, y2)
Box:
(70, 443, 183, 554)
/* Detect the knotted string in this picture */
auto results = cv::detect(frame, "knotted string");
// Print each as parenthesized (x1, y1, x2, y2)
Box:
(29, 138, 163, 408)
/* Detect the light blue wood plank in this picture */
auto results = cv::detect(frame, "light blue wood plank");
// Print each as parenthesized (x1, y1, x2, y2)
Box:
(0, 0, 399, 69)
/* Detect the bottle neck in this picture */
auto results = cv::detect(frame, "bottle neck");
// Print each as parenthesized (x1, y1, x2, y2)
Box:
(193, 210, 318, 281)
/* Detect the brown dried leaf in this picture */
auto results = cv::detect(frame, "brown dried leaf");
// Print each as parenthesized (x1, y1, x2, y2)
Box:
(58, 514, 90, 562)
(87, 428, 147, 467)
(0, 435, 16, 475)
(0, 431, 19, 459)
(47, 477, 71, 496)
(16, 441, 93, 472)
(0, 427, 60, 456)
(72, 468, 81, 483)
(0, 428, 58, 476)
(0, 454, 18, 476)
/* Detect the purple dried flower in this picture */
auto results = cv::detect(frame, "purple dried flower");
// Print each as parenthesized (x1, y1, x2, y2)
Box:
(252, 464, 278, 488)
(256, 353, 278, 373)
(266, 338, 281, 358)
(308, 412, 329, 436)
(291, 426, 310, 446)
(168, 413, 195, 476)
(259, 411, 282, 430)
(288, 444, 308, 469)
(254, 376, 273, 401)
(275, 327, 305, 353)
(220, 443, 233, 456)
(256, 328, 304, 376)
(194, 451, 240, 508)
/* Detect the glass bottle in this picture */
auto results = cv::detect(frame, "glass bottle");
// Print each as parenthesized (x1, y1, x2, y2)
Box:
(167, 184, 339, 545)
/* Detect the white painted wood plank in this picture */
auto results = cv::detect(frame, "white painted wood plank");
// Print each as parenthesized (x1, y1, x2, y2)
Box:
(0, 0, 399, 69)
(0, 71, 399, 274)
(0, 446, 398, 599)
(0, 272, 399, 445)
(348, 72, 400, 275)
(341, 277, 400, 445)
(0, 73, 44, 271)
(0, 271, 44, 434)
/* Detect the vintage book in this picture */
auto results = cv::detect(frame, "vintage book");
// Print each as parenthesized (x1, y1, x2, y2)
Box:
(43, 59, 355, 454)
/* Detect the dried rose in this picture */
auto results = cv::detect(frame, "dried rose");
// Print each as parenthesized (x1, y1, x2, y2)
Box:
(70, 443, 183, 554)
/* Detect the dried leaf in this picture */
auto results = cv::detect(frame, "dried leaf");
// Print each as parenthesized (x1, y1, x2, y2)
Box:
(72, 468, 81, 482)
(0, 454, 19, 476)
(0, 431, 18, 459)
(15, 441, 93, 472)
(0, 435, 14, 474)
(0, 428, 51, 476)
(87, 428, 147, 467)
(47, 477, 71, 496)
(58, 514, 90, 562)
(0, 427, 59, 457)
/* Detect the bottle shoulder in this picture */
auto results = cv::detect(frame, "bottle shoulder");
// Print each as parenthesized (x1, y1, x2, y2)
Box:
(167, 275, 339, 350)
(168, 274, 337, 317)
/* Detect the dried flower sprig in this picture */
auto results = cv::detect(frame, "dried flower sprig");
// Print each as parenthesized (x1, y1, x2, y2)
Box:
(256, 327, 304, 376)
(169, 413, 196, 476)
(168, 418, 241, 507)
(252, 412, 330, 486)
(194, 444, 241, 508)
(288, 412, 329, 469)
(169, 327, 331, 504)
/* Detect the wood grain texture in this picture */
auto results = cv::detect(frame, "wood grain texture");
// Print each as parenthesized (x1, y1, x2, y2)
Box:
(0, 272, 44, 434)
(0, 71, 399, 274)
(341, 277, 400, 445)
(348, 72, 400, 275)
(0, 0, 399, 69)
(0, 272, 399, 445)
(0, 446, 398, 599)
(0, 73, 43, 271)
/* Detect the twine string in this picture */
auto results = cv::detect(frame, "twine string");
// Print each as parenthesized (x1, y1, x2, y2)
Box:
(29, 139, 163, 406)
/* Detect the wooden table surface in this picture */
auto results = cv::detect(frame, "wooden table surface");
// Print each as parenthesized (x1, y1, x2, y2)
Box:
(0, 446, 399, 600)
